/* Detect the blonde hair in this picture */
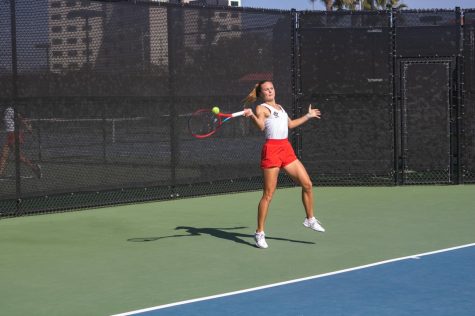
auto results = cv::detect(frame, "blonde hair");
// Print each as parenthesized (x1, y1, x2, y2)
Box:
(243, 80, 272, 105)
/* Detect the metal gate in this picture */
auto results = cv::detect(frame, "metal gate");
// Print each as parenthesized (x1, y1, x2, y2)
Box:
(396, 58, 455, 184)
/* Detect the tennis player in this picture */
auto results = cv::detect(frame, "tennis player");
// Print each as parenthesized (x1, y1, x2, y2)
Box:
(243, 80, 324, 249)
(0, 106, 41, 179)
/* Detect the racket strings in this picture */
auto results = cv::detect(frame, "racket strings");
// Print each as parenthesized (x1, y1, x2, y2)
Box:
(189, 111, 220, 137)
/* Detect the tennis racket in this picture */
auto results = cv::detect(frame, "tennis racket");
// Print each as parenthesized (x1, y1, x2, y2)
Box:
(188, 108, 246, 139)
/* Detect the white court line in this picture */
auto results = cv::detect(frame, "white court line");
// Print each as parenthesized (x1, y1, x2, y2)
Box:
(111, 243, 475, 316)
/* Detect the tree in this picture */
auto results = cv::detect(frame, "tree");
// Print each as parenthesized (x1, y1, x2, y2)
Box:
(316, 0, 406, 11)
(333, 0, 357, 10)
(361, 0, 407, 10)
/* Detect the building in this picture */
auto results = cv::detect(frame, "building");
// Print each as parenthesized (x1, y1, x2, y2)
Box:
(152, 0, 241, 6)
(46, 0, 242, 73)
(148, 0, 242, 67)
(48, 0, 106, 73)
(186, 0, 241, 6)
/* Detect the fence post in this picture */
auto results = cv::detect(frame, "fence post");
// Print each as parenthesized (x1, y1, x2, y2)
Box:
(291, 9, 302, 159)
(167, 5, 181, 198)
(10, 0, 22, 212)
(391, 8, 400, 185)
(455, 7, 464, 184)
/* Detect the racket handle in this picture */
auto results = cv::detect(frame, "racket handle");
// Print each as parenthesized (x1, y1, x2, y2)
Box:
(231, 110, 246, 117)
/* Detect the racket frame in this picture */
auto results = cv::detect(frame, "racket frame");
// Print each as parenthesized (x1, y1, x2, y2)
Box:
(189, 109, 246, 139)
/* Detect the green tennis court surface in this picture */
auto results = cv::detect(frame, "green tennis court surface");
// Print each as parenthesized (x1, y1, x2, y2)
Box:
(1, 185, 474, 315)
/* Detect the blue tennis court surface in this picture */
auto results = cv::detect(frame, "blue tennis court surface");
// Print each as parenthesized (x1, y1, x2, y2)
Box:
(115, 244, 475, 316)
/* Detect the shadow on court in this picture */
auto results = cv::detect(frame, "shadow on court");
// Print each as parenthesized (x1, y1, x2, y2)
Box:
(127, 226, 315, 247)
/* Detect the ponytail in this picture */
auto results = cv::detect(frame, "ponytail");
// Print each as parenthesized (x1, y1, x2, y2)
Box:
(243, 80, 272, 106)
(243, 83, 259, 105)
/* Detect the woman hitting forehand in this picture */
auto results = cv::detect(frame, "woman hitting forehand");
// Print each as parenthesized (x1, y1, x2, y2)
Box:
(243, 80, 325, 249)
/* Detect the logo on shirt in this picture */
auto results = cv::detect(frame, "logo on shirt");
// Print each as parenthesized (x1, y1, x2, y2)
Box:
(273, 112, 279, 118)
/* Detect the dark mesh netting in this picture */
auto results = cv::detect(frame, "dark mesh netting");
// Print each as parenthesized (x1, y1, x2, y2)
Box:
(0, 1, 294, 215)
(397, 59, 454, 184)
(463, 10, 475, 183)
(394, 10, 460, 184)
(1, 3, 473, 217)
(394, 10, 459, 57)
(0, 1, 13, 95)
(166, 4, 294, 189)
(298, 11, 394, 185)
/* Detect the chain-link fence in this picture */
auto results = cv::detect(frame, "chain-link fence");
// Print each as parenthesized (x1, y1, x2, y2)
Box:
(0, 1, 294, 216)
(394, 9, 461, 184)
(298, 11, 394, 185)
(0, 1, 473, 217)
(463, 9, 475, 183)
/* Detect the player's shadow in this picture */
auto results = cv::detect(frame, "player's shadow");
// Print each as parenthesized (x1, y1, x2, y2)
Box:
(127, 226, 315, 247)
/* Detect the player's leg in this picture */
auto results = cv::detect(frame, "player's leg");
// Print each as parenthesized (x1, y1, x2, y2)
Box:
(14, 132, 42, 178)
(19, 153, 41, 178)
(255, 167, 279, 249)
(0, 143, 10, 176)
(283, 159, 314, 217)
(283, 159, 325, 232)
(257, 167, 280, 232)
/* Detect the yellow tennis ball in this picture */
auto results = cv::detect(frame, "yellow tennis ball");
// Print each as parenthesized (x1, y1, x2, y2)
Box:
(212, 107, 220, 114)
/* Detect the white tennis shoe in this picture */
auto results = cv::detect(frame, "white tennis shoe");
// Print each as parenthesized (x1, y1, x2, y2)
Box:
(303, 217, 325, 232)
(254, 231, 268, 249)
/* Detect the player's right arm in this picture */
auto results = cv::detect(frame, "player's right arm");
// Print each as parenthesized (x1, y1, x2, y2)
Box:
(244, 105, 267, 131)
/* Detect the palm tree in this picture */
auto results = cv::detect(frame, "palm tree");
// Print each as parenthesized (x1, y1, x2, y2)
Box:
(362, 0, 406, 10)
(320, 0, 407, 11)
(333, 0, 357, 10)
(315, 0, 334, 11)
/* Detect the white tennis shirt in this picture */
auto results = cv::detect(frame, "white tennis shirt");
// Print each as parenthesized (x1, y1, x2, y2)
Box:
(261, 103, 289, 140)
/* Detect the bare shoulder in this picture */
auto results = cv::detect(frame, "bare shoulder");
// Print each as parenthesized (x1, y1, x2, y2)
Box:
(256, 104, 270, 117)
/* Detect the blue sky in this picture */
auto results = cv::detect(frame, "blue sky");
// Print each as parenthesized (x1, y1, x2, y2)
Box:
(241, 0, 474, 10)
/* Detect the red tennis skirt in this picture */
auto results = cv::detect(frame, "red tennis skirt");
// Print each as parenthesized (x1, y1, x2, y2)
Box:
(260, 139, 297, 169)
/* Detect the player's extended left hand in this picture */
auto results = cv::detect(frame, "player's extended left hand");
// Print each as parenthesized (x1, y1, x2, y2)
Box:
(307, 104, 321, 119)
